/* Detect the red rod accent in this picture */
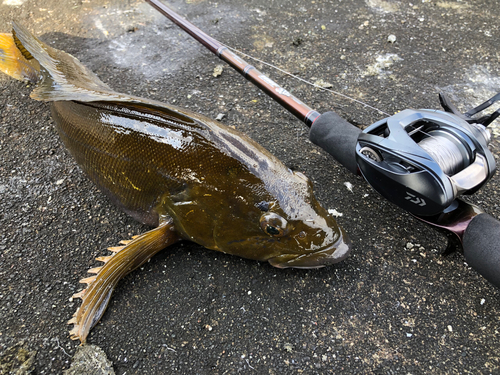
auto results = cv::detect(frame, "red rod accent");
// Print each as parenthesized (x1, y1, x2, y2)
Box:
(145, 0, 320, 126)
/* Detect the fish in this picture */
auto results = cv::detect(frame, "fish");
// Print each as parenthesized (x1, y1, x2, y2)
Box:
(0, 23, 350, 343)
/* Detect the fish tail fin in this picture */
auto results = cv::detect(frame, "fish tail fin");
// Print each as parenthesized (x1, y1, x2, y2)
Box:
(69, 219, 180, 343)
(11, 22, 121, 102)
(0, 32, 40, 83)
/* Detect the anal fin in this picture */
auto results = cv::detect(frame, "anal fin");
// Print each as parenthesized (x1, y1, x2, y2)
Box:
(69, 218, 180, 343)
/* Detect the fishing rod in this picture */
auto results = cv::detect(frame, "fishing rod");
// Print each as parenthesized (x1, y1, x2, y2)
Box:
(145, 0, 500, 288)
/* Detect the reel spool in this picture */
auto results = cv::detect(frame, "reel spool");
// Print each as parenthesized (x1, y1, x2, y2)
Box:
(355, 109, 496, 216)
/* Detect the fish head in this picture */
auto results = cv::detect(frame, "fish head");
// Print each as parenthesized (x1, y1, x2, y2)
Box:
(262, 201, 351, 269)
(212, 170, 351, 268)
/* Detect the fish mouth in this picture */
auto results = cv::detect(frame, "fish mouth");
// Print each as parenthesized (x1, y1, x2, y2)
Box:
(268, 228, 351, 269)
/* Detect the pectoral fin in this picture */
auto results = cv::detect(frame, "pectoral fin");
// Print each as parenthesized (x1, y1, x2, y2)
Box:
(69, 218, 180, 343)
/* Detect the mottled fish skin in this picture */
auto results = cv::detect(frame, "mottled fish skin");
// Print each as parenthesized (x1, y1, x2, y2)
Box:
(0, 22, 350, 267)
(51, 99, 350, 266)
(0, 22, 351, 343)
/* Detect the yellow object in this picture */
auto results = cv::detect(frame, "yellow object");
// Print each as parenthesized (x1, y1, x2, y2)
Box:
(0, 32, 39, 82)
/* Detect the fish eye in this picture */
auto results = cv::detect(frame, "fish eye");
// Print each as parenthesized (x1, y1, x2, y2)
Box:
(260, 213, 288, 237)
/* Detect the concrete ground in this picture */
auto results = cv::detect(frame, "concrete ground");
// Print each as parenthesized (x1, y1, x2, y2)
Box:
(0, 0, 499, 374)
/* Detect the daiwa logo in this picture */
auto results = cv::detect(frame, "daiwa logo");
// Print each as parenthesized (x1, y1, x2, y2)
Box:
(405, 192, 426, 206)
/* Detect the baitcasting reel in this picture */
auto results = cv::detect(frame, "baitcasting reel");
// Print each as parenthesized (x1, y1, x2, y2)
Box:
(355, 93, 499, 216)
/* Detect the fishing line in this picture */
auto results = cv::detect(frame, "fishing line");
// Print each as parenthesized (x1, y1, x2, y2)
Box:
(220, 44, 451, 147)
(218, 44, 456, 156)
(220, 43, 390, 117)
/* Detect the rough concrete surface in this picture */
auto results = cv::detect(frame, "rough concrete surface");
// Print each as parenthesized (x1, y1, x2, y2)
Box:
(0, 0, 499, 374)
(63, 345, 114, 375)
(0, 341, 36, 375)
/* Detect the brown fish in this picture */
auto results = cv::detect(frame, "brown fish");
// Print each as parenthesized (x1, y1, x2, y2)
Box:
(0, 23, 350, 343)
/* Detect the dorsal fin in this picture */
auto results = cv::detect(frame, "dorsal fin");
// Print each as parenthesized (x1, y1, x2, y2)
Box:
(12, 30, 34, 60)
(5, 23, 209, 128)
(11, 22, 124, 102)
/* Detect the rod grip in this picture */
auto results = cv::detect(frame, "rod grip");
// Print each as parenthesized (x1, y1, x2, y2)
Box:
(309, 111, 361, 174)
(463, 213, 500, 288)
